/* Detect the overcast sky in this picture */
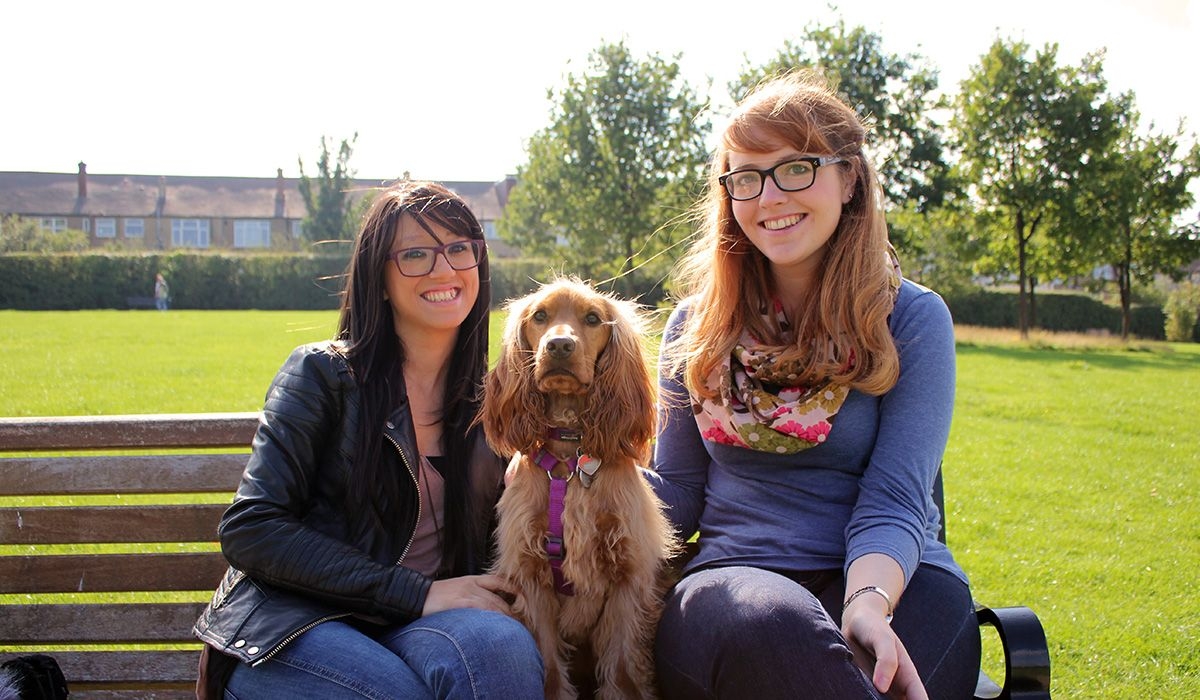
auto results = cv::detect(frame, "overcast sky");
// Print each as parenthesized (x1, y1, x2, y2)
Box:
(3, 0, 1196, 182)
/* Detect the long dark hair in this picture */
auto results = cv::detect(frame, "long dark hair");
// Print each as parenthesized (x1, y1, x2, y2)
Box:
(337, 180, 491, 575)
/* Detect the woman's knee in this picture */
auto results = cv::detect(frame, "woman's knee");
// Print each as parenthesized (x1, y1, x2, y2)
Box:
(658, 567, 848, 675)
(656, 568, 869, 699)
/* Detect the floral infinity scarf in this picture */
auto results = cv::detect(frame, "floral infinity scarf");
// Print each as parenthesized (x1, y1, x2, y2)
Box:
(694, 252, 901, 454)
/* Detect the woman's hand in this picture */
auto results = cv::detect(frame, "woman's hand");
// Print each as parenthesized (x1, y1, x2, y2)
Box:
(842, 604, 927, 700)
(422, 574, 519, 617)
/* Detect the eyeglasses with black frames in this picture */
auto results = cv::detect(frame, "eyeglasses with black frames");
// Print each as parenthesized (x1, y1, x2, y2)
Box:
(718, 156, 846, 201)
(388, 239, 485, 277)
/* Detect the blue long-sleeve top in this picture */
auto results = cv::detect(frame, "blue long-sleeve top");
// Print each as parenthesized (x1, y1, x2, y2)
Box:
(648, 279, 968, 587)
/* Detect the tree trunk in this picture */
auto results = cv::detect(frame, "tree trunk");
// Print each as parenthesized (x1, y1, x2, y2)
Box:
(1029, 275, 1038, 330)
(1016, 210, 1030, 339)
(1119, 224, 1134, 341)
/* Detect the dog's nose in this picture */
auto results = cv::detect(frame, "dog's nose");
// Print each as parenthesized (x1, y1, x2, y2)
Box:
(545, 335, 576, 359)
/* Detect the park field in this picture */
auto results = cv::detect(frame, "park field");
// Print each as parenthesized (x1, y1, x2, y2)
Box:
(1, 309, 1198, 697)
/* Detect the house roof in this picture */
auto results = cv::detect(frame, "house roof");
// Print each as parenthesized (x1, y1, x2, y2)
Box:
(0, 168, 517, 222)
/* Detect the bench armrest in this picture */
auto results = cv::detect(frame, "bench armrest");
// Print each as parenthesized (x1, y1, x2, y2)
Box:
(974, 604, 1051, 700)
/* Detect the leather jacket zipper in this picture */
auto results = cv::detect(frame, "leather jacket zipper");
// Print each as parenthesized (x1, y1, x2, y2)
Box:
(253, 611, 352, 666)
(385, 431, 421, 566)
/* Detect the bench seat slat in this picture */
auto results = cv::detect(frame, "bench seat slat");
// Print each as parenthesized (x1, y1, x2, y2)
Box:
(0, 454, 246, 495)
(0, 503, 229, 544)
(1, 602, 207, 643)
(0, 552, 227, 593)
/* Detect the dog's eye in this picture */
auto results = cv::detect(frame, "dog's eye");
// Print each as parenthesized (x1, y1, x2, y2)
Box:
(584, 312, 602, 326)
(532, 309, 548, 323)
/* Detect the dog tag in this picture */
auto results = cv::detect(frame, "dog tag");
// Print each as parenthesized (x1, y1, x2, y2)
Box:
(577, 454, 601, 488)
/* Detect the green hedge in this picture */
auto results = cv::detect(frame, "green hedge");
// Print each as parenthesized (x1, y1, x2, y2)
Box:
(0, 253, 671, 311)
(0, 253, 349, 310)
(1, 254, 1174, 340)
(943, 288, 1168, 340)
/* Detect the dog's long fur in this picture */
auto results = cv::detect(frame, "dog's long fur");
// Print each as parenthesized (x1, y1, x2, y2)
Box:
(480, 278, 678, 700)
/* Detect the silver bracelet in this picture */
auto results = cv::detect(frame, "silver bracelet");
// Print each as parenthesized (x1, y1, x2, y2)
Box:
(843, 585, 894, 623)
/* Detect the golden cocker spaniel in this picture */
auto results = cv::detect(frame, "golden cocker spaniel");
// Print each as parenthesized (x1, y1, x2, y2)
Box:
(480, 278, 677, 700)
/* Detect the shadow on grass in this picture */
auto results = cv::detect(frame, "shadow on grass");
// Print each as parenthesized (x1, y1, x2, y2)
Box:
(955, 343, 1200, 372)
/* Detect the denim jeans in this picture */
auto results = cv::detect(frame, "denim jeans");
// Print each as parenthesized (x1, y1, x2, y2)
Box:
(655, 564, 981, 700)
(224, 609, 544, 699)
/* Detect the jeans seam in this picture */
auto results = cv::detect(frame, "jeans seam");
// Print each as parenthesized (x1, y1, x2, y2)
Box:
(920, 601, 978, 690)
(397, 625, 481, 700)
(272, 653, 389, 699)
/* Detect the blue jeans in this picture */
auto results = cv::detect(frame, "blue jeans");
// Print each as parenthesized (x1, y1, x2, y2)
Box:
(655, 564, 981, 699)
(224, 609, 544, 699)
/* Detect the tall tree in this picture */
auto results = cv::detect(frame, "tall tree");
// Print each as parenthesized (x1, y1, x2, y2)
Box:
(298, 133, 360, 243)
(951, 40, 1115, 337)
(499, 41, 710, 294)
(1066, 97, 1200, 339)
(731, 19, 951, 214)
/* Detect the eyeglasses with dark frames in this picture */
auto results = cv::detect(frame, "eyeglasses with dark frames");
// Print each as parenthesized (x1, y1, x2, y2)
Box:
(718, 156, 846, 201)
(388, 239, 485, 277)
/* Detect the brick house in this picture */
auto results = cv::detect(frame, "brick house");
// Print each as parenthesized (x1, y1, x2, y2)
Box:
(0, 163, 519, 255)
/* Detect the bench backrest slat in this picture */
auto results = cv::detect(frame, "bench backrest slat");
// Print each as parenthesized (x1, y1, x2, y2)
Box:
(26, 650, 200, 695)
(0, 552, 228, 594)
(2, 454, 247, 495)
(1, 504, 230, 544)
(5, 602, 209, 644)
(0, 412, 258, 451)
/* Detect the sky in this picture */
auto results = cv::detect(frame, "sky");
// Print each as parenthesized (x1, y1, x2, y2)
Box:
(3, 0, 1197, 183)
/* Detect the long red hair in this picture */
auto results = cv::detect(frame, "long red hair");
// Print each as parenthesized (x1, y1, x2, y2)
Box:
(668, 70, 899, 399)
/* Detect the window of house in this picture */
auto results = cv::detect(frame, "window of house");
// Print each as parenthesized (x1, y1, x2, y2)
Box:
(290, 220, 303, 239)
(39, 218, 67, 233)
(124, 218, 145, 238)
(482, 220, 498, 239)
(234, 220, 271, 248)
(172, 219, 211, 248)
(96, 218, 117, 238)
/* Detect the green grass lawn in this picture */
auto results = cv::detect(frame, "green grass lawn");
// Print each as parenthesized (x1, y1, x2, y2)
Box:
(2, 310, 1198, 696)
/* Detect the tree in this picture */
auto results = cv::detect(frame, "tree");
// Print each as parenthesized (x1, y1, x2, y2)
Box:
(1066, 97, 1200, 339)
(951, 40, 1116, 337)
(730, 19, 952, 215)
(298, 134, 361, 244)
(499, 41, 711, 296)
(0, 215, 89, 253)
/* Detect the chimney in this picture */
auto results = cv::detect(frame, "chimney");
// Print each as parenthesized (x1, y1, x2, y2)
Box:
(156, 176, 167, 217)
(77, 162, 88, 198)
(275, 168, 285, 218)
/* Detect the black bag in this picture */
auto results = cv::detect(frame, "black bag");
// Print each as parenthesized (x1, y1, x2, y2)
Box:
(0, 655, 69, 700)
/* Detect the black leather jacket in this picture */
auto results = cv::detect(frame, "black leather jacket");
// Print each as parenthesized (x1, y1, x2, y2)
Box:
(193, 342, 504, 666)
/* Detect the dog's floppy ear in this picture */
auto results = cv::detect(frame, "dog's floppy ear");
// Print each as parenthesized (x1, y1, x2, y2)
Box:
(581, 295, 656, 464)
(480, 294, 545, 456)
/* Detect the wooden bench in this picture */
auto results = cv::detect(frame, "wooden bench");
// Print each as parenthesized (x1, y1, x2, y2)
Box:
(0, 413, 258, 699)
(1, 413, 1050, 699)
(125, 296, 159, 310)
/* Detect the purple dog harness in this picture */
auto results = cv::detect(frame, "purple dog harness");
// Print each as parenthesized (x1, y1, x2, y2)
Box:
(533, 428, 602, 596)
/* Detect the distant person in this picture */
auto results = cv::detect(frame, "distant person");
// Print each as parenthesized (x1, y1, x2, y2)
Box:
(648, 71, 980, 699)
(154, 273, 169, 311)
(192, 181, 543, 699)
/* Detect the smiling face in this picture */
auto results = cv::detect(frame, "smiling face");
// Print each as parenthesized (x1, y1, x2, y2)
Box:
(727, 144, 855, 290)
(385, 213, 480, 340)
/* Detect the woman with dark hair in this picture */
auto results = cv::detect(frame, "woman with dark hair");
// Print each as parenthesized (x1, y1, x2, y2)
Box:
(649, 71, 980, 699)
(194, 181, 543, 699)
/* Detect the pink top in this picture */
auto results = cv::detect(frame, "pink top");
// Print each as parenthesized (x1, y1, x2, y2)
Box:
(404, 455, 445, 577)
